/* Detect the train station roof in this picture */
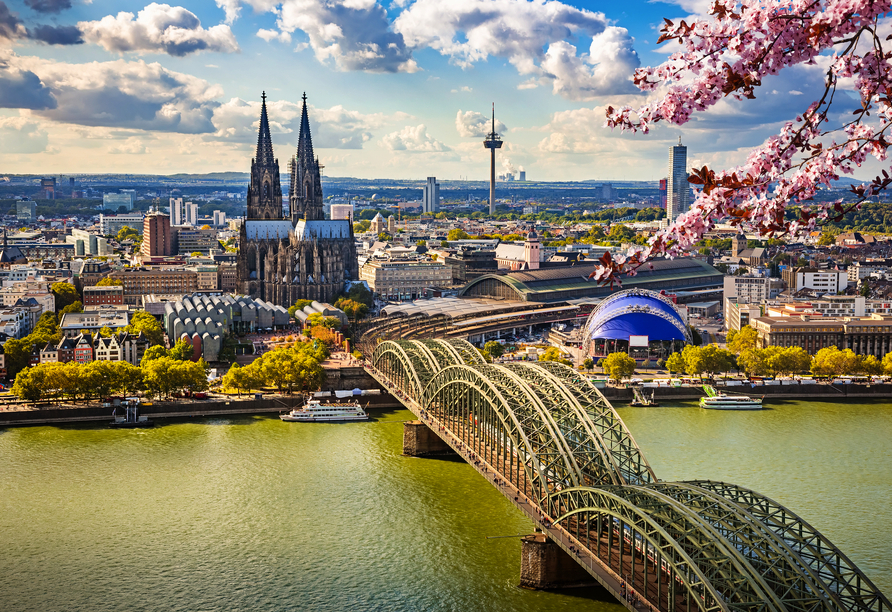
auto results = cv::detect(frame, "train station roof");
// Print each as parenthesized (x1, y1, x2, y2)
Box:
(380, 297, 527, 319)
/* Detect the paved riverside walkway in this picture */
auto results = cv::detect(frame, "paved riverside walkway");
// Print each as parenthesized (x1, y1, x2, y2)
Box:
(365, 364, 661, 612)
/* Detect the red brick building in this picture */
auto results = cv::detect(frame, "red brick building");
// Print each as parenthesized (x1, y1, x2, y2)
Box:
(83, 285, 124, 307)
(141, 212, 172, 259)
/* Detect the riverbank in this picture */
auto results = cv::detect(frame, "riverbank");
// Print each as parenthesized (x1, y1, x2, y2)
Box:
(600, 383, 892, 401)
(0, 394, 404, 426)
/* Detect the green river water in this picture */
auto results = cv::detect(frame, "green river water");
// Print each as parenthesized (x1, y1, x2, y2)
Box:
(0, 399, 889, 612)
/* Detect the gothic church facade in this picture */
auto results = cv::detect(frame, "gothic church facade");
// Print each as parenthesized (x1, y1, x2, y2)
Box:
(236, 93, 358, 306)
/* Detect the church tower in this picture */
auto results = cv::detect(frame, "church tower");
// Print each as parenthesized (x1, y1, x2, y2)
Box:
(246, 92, 283, 220)
(289, 93, 325, 221)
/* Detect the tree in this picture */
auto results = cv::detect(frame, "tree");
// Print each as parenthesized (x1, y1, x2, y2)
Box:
(168, 338, 194, 361)
(125, 311, 164, 346)
(484, 341, 505, 360)
(688, 325, 702, 346)
(818, 229, 839, 247)
(288, 299, 314, 320)
(860, 279, 871, 298)
(582, 358, 594, 371)
(346, 283, 374, 307)
(141, 345, 168, 364)
(665, 352, 685, 376)
(601, 352, 636, 383)
(859, 354, 883, 377)
(51, 282, 80, 312)
(447, 228, 470, 241)
(60, 301, 83, 316)
(307, 313, 339, 329)
(727, 325, 759, 355)
(95, 277, 123, 287)
(882, 352, 892, 376)
(811, 346, 860, 377)
(191, 251, 204, 257)
(597, 0, 892, 285)
(222, 363, 250, 396)
(539, 346, 571, 366)
(97, 326, 114, 338)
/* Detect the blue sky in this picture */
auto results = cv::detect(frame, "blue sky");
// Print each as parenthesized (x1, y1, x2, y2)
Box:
(0, 0, 830, 181)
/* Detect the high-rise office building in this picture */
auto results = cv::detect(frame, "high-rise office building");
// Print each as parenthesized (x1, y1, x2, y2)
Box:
(213, 210, 227, 226)
(667, 138, 689, 222)
(185, 201, 198, 226)
(142, 212, 172, 259)
(422, 177, 440, 214)
(103, 192, 134, 211)
(170, 198, 184, 226)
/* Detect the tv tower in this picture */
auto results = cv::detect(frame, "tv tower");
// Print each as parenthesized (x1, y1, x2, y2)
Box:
(483, 103, 502, 216)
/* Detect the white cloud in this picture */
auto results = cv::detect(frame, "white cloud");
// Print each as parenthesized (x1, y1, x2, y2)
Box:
(256, 28, 291, 44)
(394, 0, 639, 98)
(8, 50, 222, 133)
(79, 3, 239, 57)
(455, 109, 506, 138)
(109, 136, 149, 154)
(211, 96, 405, 150)
(451, 85, 472, 93)
(276, 0, 418, 73)
(381, 124, 449, 151)
(215, 0, 242, 24)
(535, 28, 640, 99)
(0, 116, 49, 154)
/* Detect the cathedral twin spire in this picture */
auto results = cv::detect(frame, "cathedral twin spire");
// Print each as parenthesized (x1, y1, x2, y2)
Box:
(247, 92, 322, 221)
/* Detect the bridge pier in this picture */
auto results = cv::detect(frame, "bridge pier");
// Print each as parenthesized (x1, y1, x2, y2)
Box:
(402, 421, 454, 457)
(520, 533, 597, 590)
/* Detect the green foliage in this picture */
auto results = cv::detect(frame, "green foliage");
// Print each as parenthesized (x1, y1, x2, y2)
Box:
(688, 325, 702, 346)
(818, 228, 840, 245)
(483, 341, 505, 360)
(601, 352, 636, 382)
(353, 219, 371, 233)
(582, 358, 594, 370)
(538, 346, 572, 366)
(116, 226, 140, 242)
(142, 356, 208, 399)
(233, 342, 328, 395)
(307, 313, 340, 329)
(288, 299, 314, 320)
(12, 360, 144, 403)
(860, 279, 871, 297)
(124, 311, 164, 346)
(51, 282, 80, 312)
(681, 344, 737, 377)
(811, 346, 862, 377)
(95, 278, 123, 288)
(727, 325, 759, 354)
(447, 228, 470, 241)
(377, 232, 392, 241)
(665, 352, 685, 375)
(738, 346, 813, 377)
(60, 301, 84, 316)
(334, 297, 369, 320)
(168, 338, 194, 361)
(346, 283, 374, 307)
(141, 345, 168, 364)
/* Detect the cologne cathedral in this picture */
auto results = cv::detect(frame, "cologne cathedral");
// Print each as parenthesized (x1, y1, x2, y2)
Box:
(236, 93, 358, 306)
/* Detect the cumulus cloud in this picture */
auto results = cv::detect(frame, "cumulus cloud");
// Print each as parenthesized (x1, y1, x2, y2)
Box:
(5, 50, 222, 132)
(215, 0, 241, 24)
(0, 116, 49, 154)
(24, 0, 72, 13)
(394, 0, 639, 98)
(256, 28, 291, 43)
(450, 85, 472, 93)
(211, 96, 402, 150)
(109, 137, 149, 154)
(79, 3, 239, 57)
(455, 109, 506, 138)
(28, 24, 83, 45)
(381, 124, 449, 152)
(0, 2, 27, 40)
(537, 28, 640, 99)
(0, 53, 57, 110)
(276, 0, 418, 73)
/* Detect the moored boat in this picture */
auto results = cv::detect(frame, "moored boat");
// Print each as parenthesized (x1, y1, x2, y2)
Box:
(699, 385, 763, 410)
(280, 399, 368, 422)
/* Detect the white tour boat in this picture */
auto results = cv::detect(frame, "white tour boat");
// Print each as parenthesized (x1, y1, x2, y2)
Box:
(699, 385, 763, 410)
(280, 399, 368, 422)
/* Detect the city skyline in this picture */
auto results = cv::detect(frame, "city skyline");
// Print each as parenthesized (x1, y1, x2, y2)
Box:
(0, 0, 876, 183)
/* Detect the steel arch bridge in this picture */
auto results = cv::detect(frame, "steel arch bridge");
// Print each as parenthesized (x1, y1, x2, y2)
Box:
(366, 339, 889, 612)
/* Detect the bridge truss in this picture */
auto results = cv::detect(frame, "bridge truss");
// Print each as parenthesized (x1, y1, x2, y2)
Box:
(368, 339, 889, 612)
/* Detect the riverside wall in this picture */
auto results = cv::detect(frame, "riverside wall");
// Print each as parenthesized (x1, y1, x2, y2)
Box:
(601, 383, 892, 401)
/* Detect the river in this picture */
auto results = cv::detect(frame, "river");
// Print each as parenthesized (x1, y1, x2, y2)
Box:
(0, 398, 889, 612)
